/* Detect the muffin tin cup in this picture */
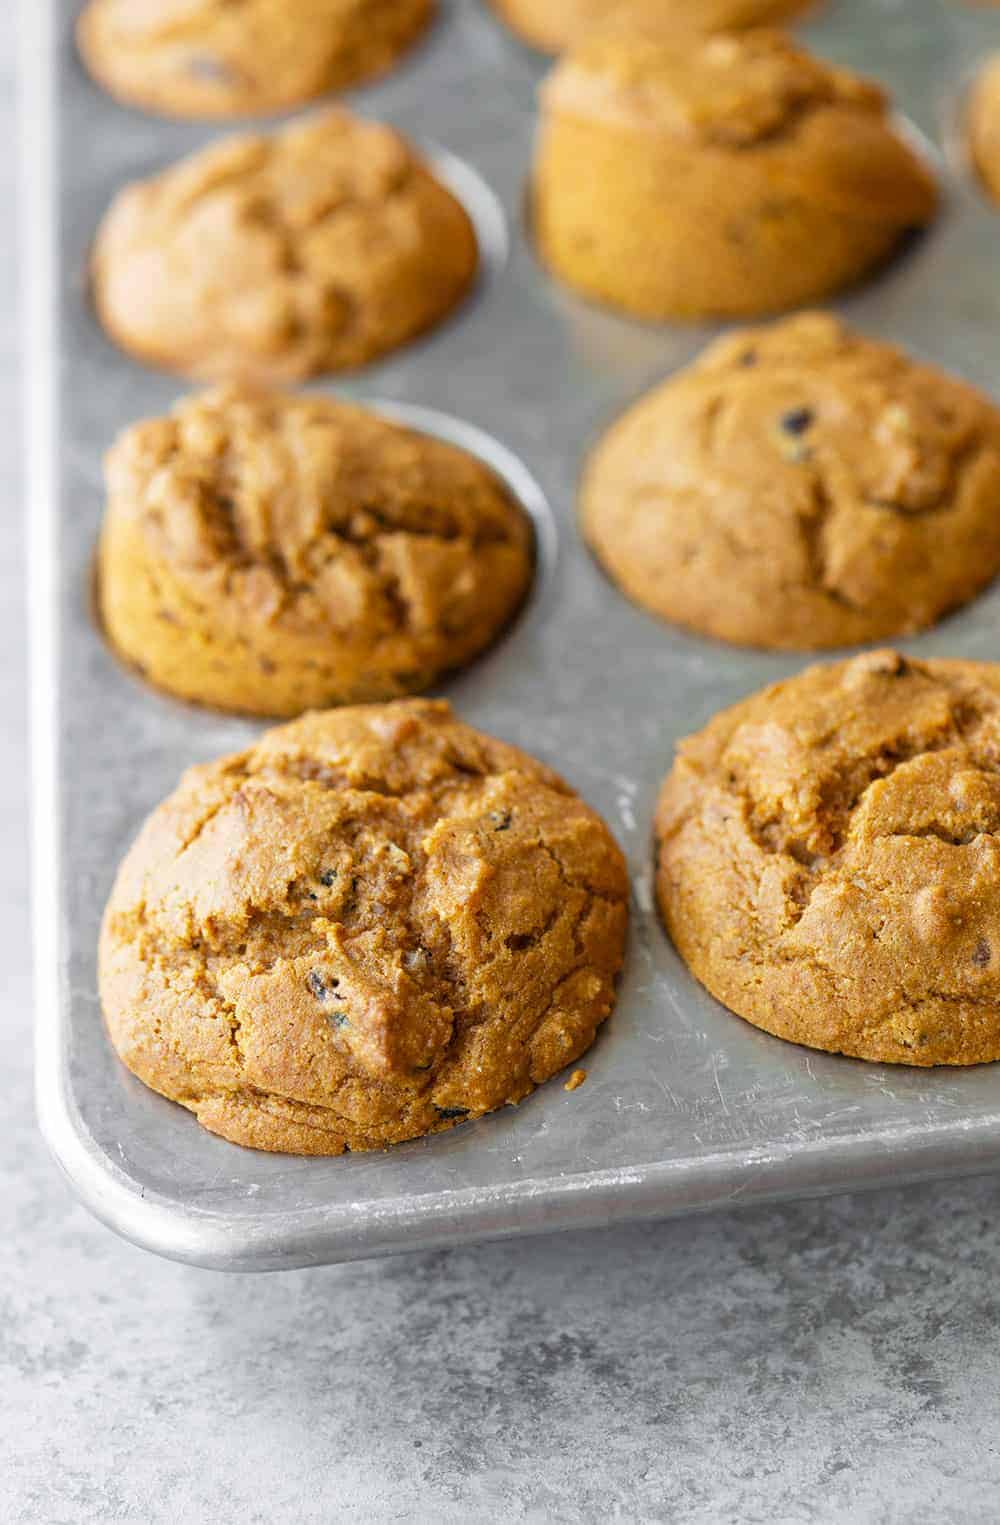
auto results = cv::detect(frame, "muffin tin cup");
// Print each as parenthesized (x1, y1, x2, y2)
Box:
(30, 0, 1000, 1271)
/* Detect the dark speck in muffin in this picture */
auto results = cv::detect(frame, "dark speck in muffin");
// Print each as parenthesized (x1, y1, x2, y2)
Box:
(307, 970, 338, 1002)
(780, 407, 815, 436)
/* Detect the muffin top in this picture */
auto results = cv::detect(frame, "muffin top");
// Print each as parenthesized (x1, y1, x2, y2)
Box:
(493, 0, 816, 54)
(969, 54, 1000, 204)
(543, 29, 935, 216)
(548, 27, 872, 137)
(100, 700, 629, 1153)
(581, 314, 1000, 650)
(99, 386, 535, 715)
(91, 109, 478, 384)
(77, 0, 436, 118)
(657, 651, 1000, 1065)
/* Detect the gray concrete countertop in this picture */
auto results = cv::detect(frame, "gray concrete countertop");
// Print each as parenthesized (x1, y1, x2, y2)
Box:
(7, 14, 1000, 1523)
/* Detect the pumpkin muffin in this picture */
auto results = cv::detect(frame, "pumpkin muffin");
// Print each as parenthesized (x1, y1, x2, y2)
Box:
(77, 0, 435, 119)
(968, 54, 1000, 204)
(98, 386, 535, 717)
(91, 109, 478, 384)
(533, 29, 937, 320)
(490, 0, 816, 54)
(657, 650, 1000, 1066)
(99, 700, 630, 1153)
(580, 313, 1000, 650)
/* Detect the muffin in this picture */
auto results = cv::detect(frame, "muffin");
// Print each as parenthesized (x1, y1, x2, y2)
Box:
(98, 386, 535, 716)
(580, 313, 1000, 650)
(99, 700, 630, 1153)
(533, 29, 937, 320)
(490, 0, 816, 54)
(968, 55, 1000, 205)
(657, 649, 1000, 1066)
(77, 0, 435, 119)
(91, 109, 478, 384)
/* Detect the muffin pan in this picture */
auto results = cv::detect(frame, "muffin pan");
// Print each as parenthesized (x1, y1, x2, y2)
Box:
(30, 0, 1000, 1270)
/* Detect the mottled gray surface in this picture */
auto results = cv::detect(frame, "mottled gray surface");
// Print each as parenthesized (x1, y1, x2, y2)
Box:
(8, 9, 1000, 1523)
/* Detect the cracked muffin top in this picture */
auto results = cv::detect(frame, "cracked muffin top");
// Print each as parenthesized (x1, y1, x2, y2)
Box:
(98, 386, 535, 716)
(533, 31, 936, 321)
(580, 313, 1000, 650)
(90, 109, 478, 384)
(99, 699, 630, 1153)
(545, 26, 889, 151)
(542, 27, 926, 171)
(490, 0, 816, 54)
(657, 650, 1000, 1065)
(77, 0, 435, 119)
(968, 54, 1000, 206)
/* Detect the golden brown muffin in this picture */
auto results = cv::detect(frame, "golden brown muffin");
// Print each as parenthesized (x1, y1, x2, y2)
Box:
(657, 650, 1000, 1067)
(91, 109, 478, 384)
(98, 387, 535, 717)
(968, 55, 1000, 204)
(100, 700, 630, 1153)
(533, 29, 937, 320)
(490, 0, 816, 53)
(580, 314, 1000, 651)
(77, 0, 435, 119)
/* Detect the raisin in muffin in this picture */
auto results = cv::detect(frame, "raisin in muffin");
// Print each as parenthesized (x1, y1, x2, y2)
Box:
(657, 650, 1000, 1066)
(534, 29, 936, 320)
(77, 0, 435, 119)
(100, 700, 629, 1153)
(91, 109, 478, 383)
(580, 313, 1000, 649)
(98, 387, 535, 716)
(491, 0, 816, 54)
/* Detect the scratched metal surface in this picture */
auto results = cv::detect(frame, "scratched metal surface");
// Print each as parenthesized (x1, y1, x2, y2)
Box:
(30, 0, 1000, 1270)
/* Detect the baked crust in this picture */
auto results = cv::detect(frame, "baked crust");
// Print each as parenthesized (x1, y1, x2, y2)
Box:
(969, 54, 1000, 204)
(78, 0, 435, 119)
(533, 29, 937, 319)
(580, 314, 1000, 650)
(657, 651, 1000, 1066)
(491, 0, 816, 53)
(91, 109, 478, 383)
(98, 387, 534, 716)
(100, 701, 630, 1153)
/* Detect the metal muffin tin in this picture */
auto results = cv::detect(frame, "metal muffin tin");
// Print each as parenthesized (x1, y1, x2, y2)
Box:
(29, 0, 1000, 1271)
